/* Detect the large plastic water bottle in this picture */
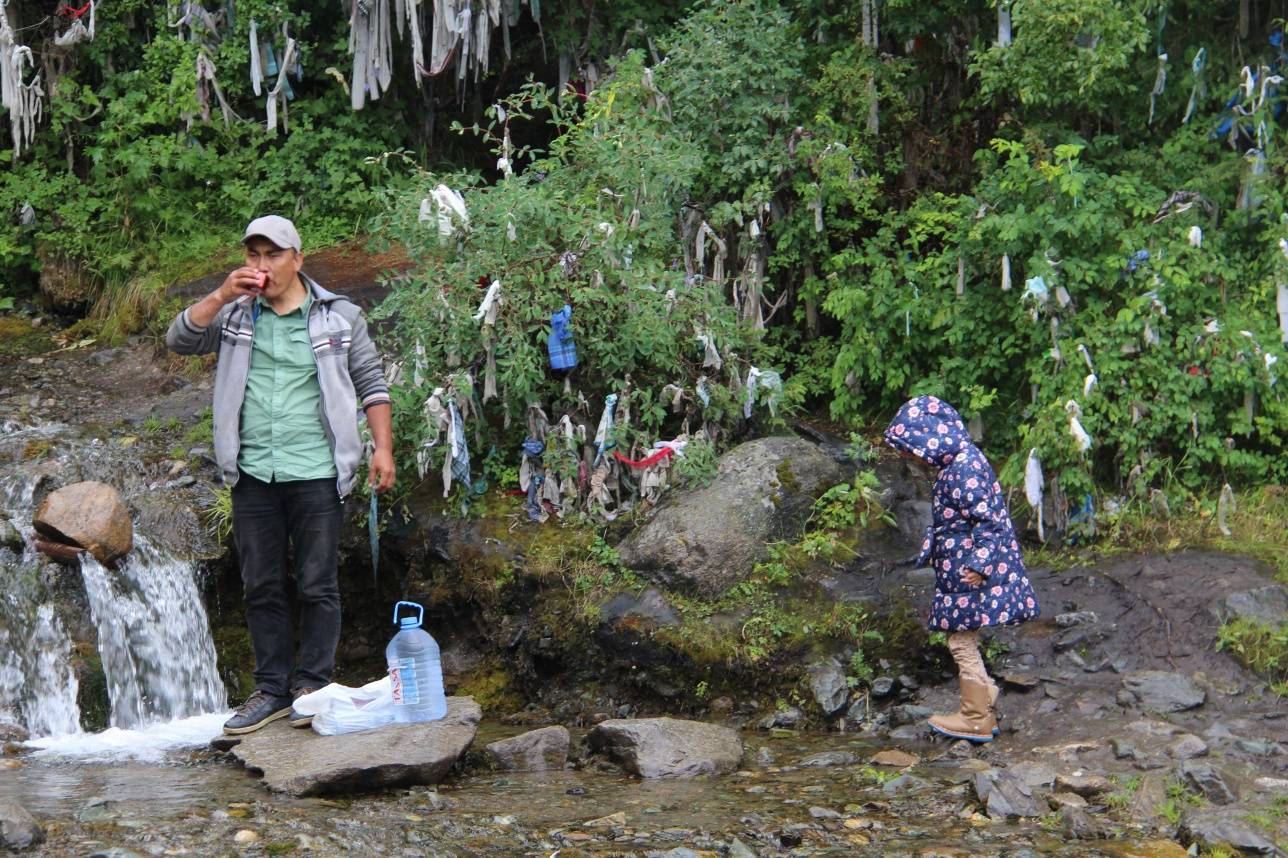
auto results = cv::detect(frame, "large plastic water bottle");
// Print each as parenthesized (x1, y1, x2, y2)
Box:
(386, 601, 447, 723)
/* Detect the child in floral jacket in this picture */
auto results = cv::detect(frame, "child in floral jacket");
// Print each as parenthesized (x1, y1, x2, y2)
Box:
(884, 395, 1040, 742)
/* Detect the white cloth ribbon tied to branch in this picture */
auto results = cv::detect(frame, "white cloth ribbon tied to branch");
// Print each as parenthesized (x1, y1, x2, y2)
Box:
(419, 184, 469, 239)
(474, 279, 502, 402)
(1024, 448, 1044, 541)
(1, 2, 44, 160)
(266, 36, 299, 133)
(1066, 400, 1092, 453)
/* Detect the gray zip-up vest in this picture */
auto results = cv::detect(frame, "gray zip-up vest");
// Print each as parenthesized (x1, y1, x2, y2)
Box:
(165, 275, 390, 497)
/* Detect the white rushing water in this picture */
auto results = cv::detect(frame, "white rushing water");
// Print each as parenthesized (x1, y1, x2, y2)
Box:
(25, 711, 229, 762)
(0, 418, 227, 744)
(80, 539, 227, 729)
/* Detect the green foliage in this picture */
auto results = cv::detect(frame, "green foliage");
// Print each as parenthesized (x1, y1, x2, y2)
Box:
(1217, 618, 1288, 682)
(376, 56, 769, 477)
(971, 0, 1151, 115)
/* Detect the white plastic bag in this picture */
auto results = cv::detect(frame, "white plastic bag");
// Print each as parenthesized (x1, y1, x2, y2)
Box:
(295, 677, 396, 736)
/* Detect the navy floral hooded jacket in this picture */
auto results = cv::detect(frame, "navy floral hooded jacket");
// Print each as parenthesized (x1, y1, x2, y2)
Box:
(884, 396, 1040, 632)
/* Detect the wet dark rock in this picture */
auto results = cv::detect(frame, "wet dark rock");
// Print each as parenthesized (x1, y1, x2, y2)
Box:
(890, 704, 933, 726)
(1234, 738, 1281, 756)
(870, 676, 896, 698)
(222, 696, 481, 796)
(0, 719, 28, 743)
(894, 499, 932, 540)
(1210, 585, 1288, 627)
(1179, 760, 1237, 804)
(486, 725, 570, 771)
(0, 516, 21, 551)
(600, 588, 679, 627)
(889, 724, 930, 741)
(616, 436, 847, 597)
(1054, 611, 1099, 627)
(0, 802, 44, 851)
(759, 707, 803, 729)
(1120, 670, 1206, 713)
(898, 674, 920, 691)
(1166, 733, 1209, 760)
(778, 830, 803, 847)
(1111, 737, 1142, 760)
(798, 750, 859, 768)
(973, 770, 1047, 819)
(1179, 811, 1279, 855)
(1060, 806, 1103, 839)
(1008, 761, 1056, 787)
(586, 717, 742, 778)
(807, 657, 849, 716)
(1053, 624, 1110, 653)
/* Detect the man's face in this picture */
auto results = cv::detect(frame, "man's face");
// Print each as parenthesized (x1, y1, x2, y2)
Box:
(244, 238, 304, 299)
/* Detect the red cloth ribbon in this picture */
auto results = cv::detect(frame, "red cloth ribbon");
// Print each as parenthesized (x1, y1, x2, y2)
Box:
(612, 447, 676, 469)
(58, 2, 92, 19)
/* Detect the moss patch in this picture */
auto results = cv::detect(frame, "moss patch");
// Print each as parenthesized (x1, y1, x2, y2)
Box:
(75, 646, 110, 733)
(0, 316, 51, 357)
(776, 459, 800, 495)
(454, 660, 523, 714)
(212, 624, 256, 701)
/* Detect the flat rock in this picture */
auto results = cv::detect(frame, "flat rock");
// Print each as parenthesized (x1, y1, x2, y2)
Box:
(870, 749, 919, 768)
(0, 802, 45, 851)
(1009, 761, 1057, 788)
(1121, 671, 1205, 713)
(222, 696, 480, 796)
(999, 672, 1040, 690)
(485, 725, 570, 771)
(32, 480, 133, 564)
(616, 436, 847, 597)
(1054, 773, 1113, 797)
(798, 750, 859, 768)
(972, 769, 1047, 819)
(1179, 811, 1279, 855)
(586, 718, 742, 778)
(1048, 792, 1088, 810)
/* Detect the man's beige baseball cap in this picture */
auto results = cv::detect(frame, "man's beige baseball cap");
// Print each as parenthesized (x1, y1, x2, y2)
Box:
(243, 215, 301, 252)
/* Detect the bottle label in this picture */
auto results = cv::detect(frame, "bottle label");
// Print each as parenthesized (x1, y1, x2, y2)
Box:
(389, 657, 420, 705)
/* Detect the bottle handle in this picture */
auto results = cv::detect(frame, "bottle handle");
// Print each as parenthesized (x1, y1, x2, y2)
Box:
(393, 600, 424, 627)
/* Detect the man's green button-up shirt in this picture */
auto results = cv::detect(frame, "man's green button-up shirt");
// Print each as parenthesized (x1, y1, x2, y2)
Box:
(238, 293, 337, 483)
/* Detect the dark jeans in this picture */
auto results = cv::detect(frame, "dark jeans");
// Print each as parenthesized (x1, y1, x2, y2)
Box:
(232, 472, 343, 697)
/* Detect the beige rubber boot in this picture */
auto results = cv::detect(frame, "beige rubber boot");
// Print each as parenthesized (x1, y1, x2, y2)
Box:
(928, 680, 997, 743)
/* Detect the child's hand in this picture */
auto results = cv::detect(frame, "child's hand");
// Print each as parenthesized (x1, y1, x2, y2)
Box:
(960, 569, 985, 588)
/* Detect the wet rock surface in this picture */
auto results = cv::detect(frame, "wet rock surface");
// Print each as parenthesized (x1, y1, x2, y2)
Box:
(616, 435, 848, 597)
(217, 697, 481, 796)
(586, 718, 743, 778)
(0, 802, 44, 851)
(485, 725, 570, 771)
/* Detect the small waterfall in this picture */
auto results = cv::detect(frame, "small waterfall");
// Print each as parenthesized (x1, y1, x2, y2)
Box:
(80, 540, 226, 729)
(0, 418, 227, 739)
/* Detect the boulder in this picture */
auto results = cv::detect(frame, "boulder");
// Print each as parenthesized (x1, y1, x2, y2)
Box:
(1120, 671, 1205, 713)
(485, 726, 570, 772)
(219, 696, 480, 796)
(870, 749, 919, 768)
(1179, 811, 1279, 855)
(586, 717, 743, 778)
(1054, 773, 1113, 798)
(894, 500, 931, 540)
(1060, 807, 1103, 840)
(1166, 733, 1209, 760)
(1210, 586, 1288, 627)
(616, 436, 847, 597)
(0, 802, 45, 851)
(33, 481, 133, 565)
(972, 769, 1047, 819)
(807, 657, 849, 716)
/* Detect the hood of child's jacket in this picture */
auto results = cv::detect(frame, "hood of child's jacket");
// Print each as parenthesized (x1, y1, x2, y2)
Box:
(883, 395, 973, 469)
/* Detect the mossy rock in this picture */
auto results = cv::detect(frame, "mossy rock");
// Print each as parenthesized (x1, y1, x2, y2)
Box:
(212, 624, 256, 700)
(75, 647, 110, 733)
